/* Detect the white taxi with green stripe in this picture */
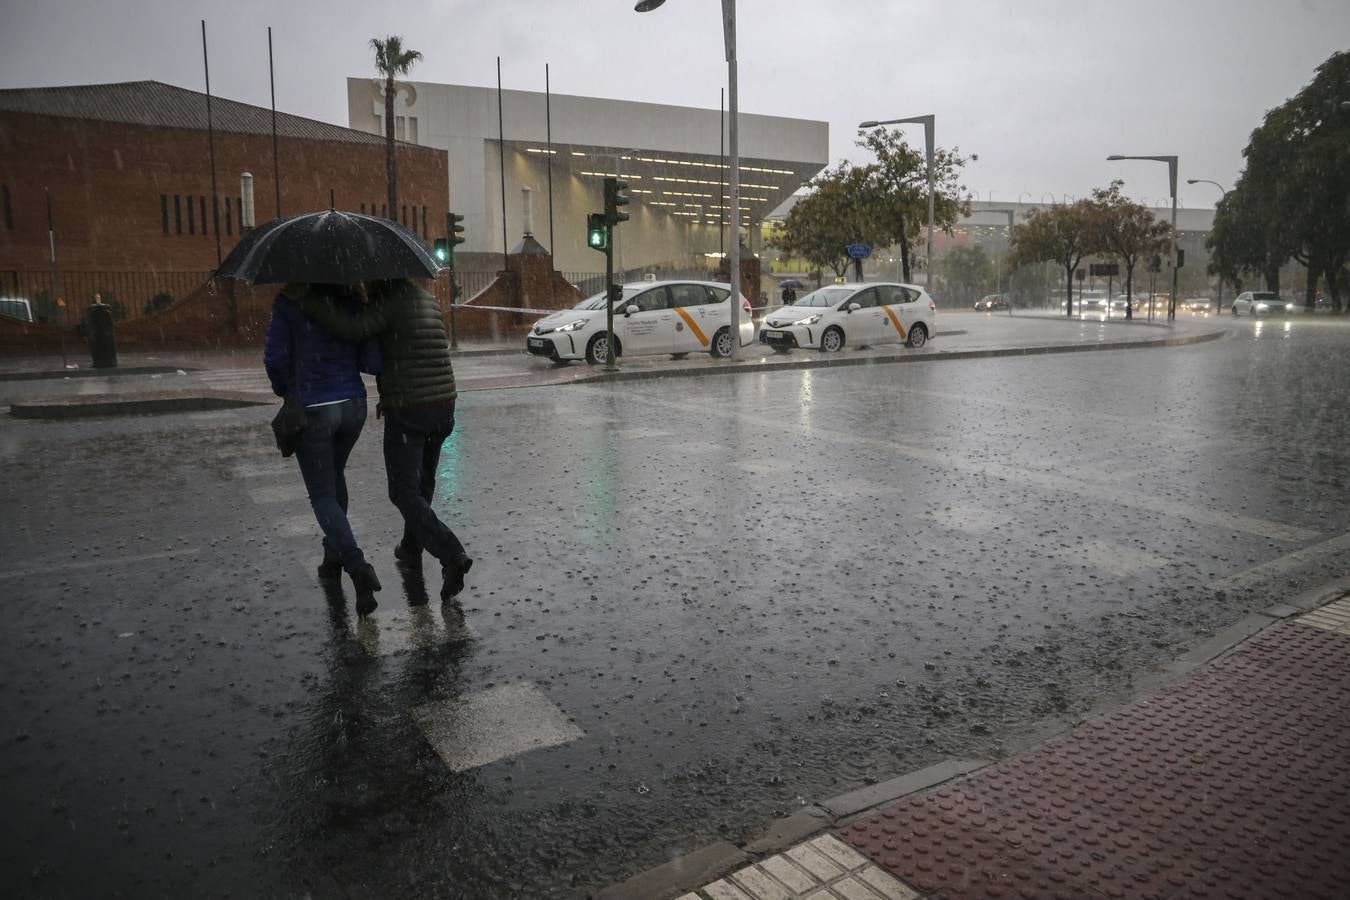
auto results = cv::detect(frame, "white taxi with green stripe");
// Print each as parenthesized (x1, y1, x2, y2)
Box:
(526, 280, 754, 364)
(758, 282, 936, 353)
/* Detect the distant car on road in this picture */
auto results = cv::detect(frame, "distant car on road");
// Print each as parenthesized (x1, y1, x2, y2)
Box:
(1181, 297, 1214, 315)
(0, 297, 34, 322)
(1078, 290, 1109, 313)
(974, 294, 1008, 311)
(1231, 291, 1292, 317)
(758, 282, 936, 352)
(1111, 294, 1132, 313)
(526, 280, 753, 364)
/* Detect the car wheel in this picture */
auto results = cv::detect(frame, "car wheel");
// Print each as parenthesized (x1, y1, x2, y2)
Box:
(710, 327, 734, 358)
(586, 332, 618, 365)
(906, 323, 928, 349)
(819, 326, 844, 353)
(1232, 305, 1239, 317)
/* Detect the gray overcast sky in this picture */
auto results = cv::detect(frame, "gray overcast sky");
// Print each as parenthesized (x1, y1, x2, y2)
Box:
(2, 0, 1346, 210)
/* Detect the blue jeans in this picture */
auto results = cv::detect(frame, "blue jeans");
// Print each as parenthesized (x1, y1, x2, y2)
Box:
(295, 397, 368, 573)
(382, 400, 467, 565)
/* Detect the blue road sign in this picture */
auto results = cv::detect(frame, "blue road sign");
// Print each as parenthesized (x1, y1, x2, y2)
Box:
(846, 242, 871, 260)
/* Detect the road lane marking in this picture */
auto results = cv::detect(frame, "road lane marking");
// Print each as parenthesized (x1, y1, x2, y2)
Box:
(1210, 531, 1350, 593)
(0, 548, 201, 581)
(617, 388, 1319, 544)
(411, 682, 584, 772)
(1051, 538, 1171, 578)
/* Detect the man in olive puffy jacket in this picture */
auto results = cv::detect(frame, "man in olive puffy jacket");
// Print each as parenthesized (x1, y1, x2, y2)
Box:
(301, 278, 473, 601)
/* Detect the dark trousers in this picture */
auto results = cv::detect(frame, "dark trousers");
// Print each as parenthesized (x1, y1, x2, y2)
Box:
(382, 400, 467, 565)
(295, 397, 368, 573)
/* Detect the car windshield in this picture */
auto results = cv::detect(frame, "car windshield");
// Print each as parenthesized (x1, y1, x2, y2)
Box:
(793, 287, 854, 308)
(575, 288, 639, 310)
(1252, 293, 1280, 302)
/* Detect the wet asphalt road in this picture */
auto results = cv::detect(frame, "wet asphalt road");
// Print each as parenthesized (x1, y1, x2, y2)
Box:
(2, 316, 1348, 899)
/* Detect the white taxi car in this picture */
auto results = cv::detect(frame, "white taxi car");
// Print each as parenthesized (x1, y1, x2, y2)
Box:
(526, 280, 754, 364)
(757, 282, 935, 352)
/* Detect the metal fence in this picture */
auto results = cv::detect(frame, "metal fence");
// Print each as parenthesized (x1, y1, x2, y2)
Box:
(0, 270, 213, 325)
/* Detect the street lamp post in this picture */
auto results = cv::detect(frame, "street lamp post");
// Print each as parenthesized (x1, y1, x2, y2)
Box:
(636, 0, 741, 359)
(1108, 154, 1179, 322)
(984, 208, 1016, 302)
(859, 115, 936, 293)
(1187, 178, 1229, 313)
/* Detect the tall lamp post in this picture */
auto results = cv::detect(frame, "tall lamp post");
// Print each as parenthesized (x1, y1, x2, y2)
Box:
(1187, 178, 1228, 313)
(985, 208, 1016, 300)
(636, 0, 741, 359)
(859, 115, 936, 293)
(1108, 154, 1179, 322)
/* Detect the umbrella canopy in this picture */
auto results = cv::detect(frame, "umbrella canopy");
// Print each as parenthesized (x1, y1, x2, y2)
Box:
(779, 278, 805, 289)
(215, 210, 442, 285)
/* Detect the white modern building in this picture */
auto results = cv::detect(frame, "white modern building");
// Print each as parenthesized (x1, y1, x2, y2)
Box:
(346, 79, 828, 273)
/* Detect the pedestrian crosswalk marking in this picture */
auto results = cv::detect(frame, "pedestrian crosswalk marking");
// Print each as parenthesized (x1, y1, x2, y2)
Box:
(1210, 531, 1350, 593)
(1051, 538, 1171, 578)
(411, 682, 584, 773)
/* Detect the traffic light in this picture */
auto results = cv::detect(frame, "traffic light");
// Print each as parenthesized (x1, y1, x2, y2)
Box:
(587, 213, 607, 251)
(603, 177, 630, 226)
(432, 238, 449, 263)
(607, 283, 624, 304)
(449, 212, 466, 247)
(1176, 248, 1185, 269)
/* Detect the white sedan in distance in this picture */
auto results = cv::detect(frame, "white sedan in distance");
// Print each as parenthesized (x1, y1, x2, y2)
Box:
(1231, 291, 1293, 317)
(757, 283, 936, 352)
(526, 280, 754, 364)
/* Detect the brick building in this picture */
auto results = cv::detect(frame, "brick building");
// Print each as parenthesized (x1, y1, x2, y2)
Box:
(0, 80, 447, 324)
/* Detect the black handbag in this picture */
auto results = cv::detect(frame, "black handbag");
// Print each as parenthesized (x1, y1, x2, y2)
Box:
(271, 328, 307, 457)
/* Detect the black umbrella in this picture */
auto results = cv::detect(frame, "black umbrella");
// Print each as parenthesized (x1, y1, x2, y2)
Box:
(779, 278, 805, 289)
(215, 210, 442, 285)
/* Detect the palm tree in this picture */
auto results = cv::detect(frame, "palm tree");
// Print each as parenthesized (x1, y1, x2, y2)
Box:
(370, 36, 423, 220)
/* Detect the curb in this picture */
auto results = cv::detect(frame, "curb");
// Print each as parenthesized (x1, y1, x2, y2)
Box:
(593, 578, 1347, 900)
(8, 389, 274, 419)
(0, 365, 197, 382)
(580, 328, 1225, 388)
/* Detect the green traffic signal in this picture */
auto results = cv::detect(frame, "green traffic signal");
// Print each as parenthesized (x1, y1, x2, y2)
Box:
(432, 238, 449, 262)
(587, 212, 607, 251)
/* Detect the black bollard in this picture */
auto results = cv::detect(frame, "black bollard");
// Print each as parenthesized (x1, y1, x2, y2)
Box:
(86, 301, 118, 369)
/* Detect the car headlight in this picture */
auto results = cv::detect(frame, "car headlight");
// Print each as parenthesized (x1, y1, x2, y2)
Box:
(792, 314, 822, 326)
(1255, 303, 1269, 311)
(555, 319, 589, 333)
(533, 325, 553, 335)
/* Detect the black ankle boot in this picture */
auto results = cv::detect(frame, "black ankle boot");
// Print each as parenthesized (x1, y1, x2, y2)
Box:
(317, 547, 342, 581)
(440, 555, 473, 602)
(394, 539, 423, 566)
(351, 563, 382, 616)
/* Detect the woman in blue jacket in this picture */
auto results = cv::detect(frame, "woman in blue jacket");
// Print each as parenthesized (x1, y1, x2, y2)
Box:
(263, 283, 384, 614)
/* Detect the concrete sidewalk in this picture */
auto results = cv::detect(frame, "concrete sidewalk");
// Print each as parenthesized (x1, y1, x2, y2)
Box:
(600, 584, 1350, 900)
(1, 314, 1225, 418)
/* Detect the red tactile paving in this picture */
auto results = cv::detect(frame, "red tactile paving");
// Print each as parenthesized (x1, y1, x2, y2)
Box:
(843, 622, 1350, 900)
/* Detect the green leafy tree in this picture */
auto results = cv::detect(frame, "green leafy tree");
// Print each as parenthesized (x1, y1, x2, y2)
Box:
(1008, 200, 1102, 317)
(370, 36, 423, 220)
(856, 128, 969, 283)
(1090, 181, 1170, 320)
(1207, 50, 1349, 310)
(773, 162, 889, 280)
(940, 244, 995, 306)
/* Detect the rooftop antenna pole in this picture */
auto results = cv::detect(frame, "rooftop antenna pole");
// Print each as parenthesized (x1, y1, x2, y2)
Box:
(202, 19, 222, 265)
(268, 26, 281, 217)
(545, 63, 555, 257)
(47, 188, 67, 369)
(497, 56, 508, 268)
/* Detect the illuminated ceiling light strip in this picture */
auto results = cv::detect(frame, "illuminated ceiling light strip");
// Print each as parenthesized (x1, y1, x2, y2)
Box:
(525, 148, 558, 155)
(650, 175, 776, 190)
(630, 155, 795, 176)
(579, 171, 643, 180)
